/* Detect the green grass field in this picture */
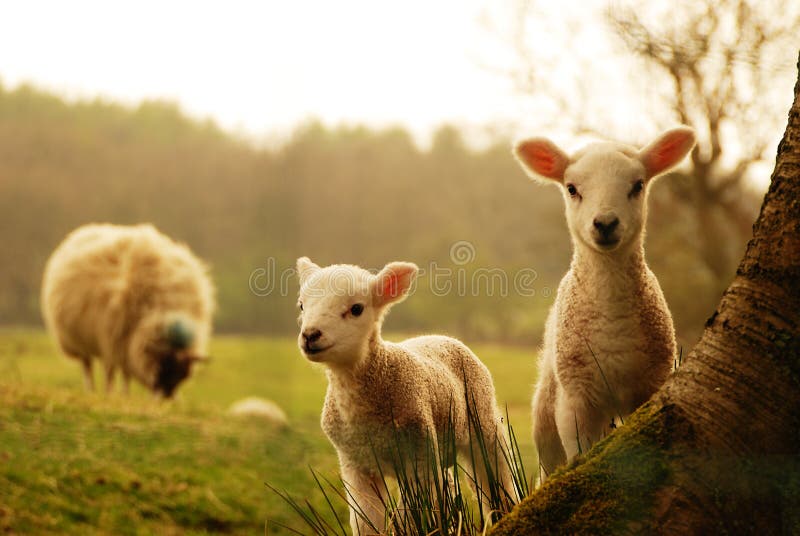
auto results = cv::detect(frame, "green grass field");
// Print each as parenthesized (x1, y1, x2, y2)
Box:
(0, 327, 537, 535)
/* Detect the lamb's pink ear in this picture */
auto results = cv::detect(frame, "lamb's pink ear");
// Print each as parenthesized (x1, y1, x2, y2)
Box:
(639, 127, 696, 179)
(372, 262, 418, 307)
(513, 138, 570, 182)
(296, 257, 321, 286)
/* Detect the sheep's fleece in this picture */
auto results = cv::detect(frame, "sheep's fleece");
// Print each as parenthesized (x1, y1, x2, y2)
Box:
(41, 223, 214, 397)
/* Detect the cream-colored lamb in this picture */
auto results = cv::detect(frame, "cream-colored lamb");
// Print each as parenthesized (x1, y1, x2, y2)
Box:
(41, 223, 214, 397)
(296, 257, 515, 535)
(513, 127, 696, 478)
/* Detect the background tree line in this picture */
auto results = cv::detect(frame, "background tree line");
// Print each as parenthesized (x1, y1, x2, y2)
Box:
(0, 82, 751, 345)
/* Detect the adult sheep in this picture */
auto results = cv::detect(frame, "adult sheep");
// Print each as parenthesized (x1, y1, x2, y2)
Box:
(41, 223, 214, 397)
(513, 127, 696, 478)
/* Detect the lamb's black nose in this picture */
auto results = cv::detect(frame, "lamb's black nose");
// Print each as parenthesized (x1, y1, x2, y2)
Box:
(593, 216, 620, 237)
(302, 329, 322, 344)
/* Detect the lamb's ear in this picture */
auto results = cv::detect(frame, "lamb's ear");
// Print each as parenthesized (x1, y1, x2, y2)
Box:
(639, 127, 696, 179)
(296, 257, 321, 286)
(372, 262, 418, 308)
(513, 138, 570, 182)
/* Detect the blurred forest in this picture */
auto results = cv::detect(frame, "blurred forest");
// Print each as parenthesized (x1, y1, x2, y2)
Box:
(0, 82, 755, 345)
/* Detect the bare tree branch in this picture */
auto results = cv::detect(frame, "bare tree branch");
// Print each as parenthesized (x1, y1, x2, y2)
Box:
(485, 0, 800, 284)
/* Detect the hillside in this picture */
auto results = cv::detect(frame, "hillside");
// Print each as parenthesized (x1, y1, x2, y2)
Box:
(0, 327, 537, 534)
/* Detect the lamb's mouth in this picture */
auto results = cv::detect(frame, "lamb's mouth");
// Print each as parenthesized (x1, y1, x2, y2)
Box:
(594, 236, 621, 249)
(304, 344, 333, 357)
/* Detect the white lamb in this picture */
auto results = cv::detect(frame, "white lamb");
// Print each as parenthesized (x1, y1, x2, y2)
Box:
(41, 223, 215, 397)
(295, 257, 516, 535)
(513, 127, 696, 478)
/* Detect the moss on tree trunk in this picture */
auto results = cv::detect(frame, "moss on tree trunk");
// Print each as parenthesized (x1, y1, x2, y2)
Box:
(491, 51, 800, 535)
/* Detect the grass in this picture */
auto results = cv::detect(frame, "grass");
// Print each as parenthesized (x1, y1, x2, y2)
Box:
(0, 326, 537, 534)
(274, 395, 532, 535)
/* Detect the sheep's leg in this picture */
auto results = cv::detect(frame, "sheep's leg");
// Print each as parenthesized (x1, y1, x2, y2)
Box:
(554, 394, 610, 461)
(532, 364, 566, 480)
(462, 424, 517, 527)
(340, 465, 386, 536)
(122, 372, 131, 395)
(444, 466, 458, 498)
(104, 364, 117, 394)
(488, 426, 519, 503)
(394, 459, 443, 533)
(463, 447, 495, 524)
(79, 356, 94, 392)
(392, 429, 447, 532)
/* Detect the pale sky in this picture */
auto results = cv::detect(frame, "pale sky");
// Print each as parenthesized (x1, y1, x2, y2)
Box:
(0, 0, 794, 171)
(0, 0, 530, 145)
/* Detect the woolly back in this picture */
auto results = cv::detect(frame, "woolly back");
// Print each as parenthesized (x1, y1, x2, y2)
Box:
(40, 223, 215, 380)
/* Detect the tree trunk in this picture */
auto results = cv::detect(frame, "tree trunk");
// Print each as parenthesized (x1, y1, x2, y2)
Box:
(491, 52, 800, 535)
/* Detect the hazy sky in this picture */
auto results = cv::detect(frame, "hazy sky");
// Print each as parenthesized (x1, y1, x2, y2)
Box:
(1, 0, 794, 171)
(0, 0, 532, 144)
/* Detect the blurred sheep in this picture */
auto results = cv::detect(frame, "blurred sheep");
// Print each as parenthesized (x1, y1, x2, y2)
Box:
(41, 223, 215, 397)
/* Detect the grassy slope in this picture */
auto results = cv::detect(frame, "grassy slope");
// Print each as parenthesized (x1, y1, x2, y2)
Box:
(0, 327, 536, 534)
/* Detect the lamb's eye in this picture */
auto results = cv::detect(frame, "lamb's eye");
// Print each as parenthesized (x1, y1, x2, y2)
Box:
(566, 184, 579, 199)
(298, 302, 303, 312)
(629, 180, 644, 198)
(350, 303, 364, 317)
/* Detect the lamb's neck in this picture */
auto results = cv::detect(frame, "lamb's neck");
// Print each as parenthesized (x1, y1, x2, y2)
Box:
(570, 241, 649, 300)
(326, 331, 392, 394)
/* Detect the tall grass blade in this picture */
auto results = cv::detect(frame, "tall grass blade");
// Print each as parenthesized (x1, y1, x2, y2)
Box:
(269, 378, 527, 535)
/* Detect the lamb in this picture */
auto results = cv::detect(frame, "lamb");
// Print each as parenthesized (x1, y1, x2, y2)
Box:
(295, 257, 516, 535)
(41, 223, 215, 398)
(513, 127, 696, 478)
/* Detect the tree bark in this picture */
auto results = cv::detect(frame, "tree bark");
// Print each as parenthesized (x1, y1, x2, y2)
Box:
(491, 51, 800, 535)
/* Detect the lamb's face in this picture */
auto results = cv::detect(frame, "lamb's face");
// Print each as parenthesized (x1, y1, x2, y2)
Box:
(561, 145, 647, 253)
(296, 258, 418, 368)
(513, 127, 696, 255)
(296, 265, 376, 366)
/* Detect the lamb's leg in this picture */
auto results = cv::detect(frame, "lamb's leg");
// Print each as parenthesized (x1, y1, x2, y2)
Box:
(392, 429, 447, 532)
(532, 365, 566, 480)
(492, 429, 520, 503)
(554, 393, 610, 461)
(340, 465, 386, 536)
(463, 424, 518, 526)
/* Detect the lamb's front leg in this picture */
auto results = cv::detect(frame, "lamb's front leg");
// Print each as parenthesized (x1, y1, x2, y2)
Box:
(554, 392, 611, 460)
(532, 362, 567, 479)
(340, 463, 387, 536)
